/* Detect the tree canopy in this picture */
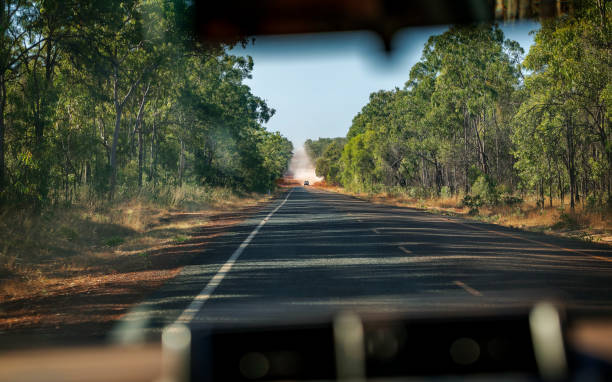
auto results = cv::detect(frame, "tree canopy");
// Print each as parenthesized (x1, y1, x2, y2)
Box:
(0, 0, 293, 204)
(312, 0, 611, 210)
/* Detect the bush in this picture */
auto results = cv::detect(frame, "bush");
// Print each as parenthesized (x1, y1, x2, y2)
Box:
(502, 194, 523, 206)
(462, 194, 482, 208)
(553, 212, 580, 230)
(440, 186, 452, 198)
(585, 194, 603, 211)
(471, 175, 499, 206)
(407, 187, 430, 199)
(467, 165, 484, 187)
(104, 236, 124, 247)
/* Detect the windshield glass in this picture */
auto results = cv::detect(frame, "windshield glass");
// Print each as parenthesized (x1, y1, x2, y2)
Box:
(0, 0, 610, 372)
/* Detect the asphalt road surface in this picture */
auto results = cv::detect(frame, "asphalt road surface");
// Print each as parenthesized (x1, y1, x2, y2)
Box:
(112, 187, 612, 341)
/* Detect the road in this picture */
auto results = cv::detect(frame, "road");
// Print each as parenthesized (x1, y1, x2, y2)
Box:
(112, 187, 612, 340)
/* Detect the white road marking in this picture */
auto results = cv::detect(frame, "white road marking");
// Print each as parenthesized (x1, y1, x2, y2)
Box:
(372, 228, 381, 234)
(174, 189, 294, 324)
(398, 246, 412, 255)
(453, 280, 483, 297)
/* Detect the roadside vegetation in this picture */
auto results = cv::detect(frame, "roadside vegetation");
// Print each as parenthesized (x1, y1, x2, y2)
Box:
(0, 185, 271, 302)
(316, 181, 611, 244)
(308, 1, 611, 241)
(0, 0, 293, 308)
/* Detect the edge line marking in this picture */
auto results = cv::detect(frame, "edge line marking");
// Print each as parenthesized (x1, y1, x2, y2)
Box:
(174, 188, 294, 324)
(398, 246, 412, 255)
(453, 280, 483, 297)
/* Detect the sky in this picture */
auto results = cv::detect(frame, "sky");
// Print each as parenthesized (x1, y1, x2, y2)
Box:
(232, 21, 540, 147)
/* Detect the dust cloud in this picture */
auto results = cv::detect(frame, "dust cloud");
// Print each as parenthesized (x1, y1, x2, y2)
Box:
(287, 145, 323, 183)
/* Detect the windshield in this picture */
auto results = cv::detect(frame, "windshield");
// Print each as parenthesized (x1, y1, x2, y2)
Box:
(0, 1, 611, 380)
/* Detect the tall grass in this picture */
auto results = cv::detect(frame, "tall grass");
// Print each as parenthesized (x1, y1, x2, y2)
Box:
(0, 184, 265, 301)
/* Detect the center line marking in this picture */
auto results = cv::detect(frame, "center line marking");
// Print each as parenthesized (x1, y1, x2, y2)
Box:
(398, 246, 412, 254)
(453, 280, 483, 297)
(174, 188, 294, 324)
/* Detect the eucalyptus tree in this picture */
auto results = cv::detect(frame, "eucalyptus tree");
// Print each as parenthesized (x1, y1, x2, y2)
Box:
(62, 0, 165, 198)
(258, 130, 293, 187)
(517, 0, 611, 208)
(305, 137, 347, 163)
(425, 24, 523, 183)
(315, 141, 343, 185)
(0, 0, 42, 196)
(333, 24, 523, 196)
(15, 0, 85, 201)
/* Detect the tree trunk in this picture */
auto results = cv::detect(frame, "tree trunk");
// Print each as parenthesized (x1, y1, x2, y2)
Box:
(32, 39, 59, 203)
(569, 160, 576, 210)
(420, 157, 426, 188)
(473, 115, 489, 175)
(559, 173, 564, 206)
(179, 139, 185, 186)
(134, 84, 150, 189)
(548, 159, 553, 207)
(0, 76, 5, 195)
(435, 160, 442, 196)
(33, 108, 49, 201)
(549, 178, 553, 208)
(463, 106, 470, 193)
(108, 59, 143, 199)
(564, 116, 577, 211)
(109, 102, 122, 200)
(138, 121, 143, 188)
(150, 116, 156, 186)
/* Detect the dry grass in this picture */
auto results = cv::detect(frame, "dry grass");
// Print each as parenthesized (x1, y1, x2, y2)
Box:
(313, 183, 612, 246)
(488, 200, 612, 243)
(0, 185, 271, 303)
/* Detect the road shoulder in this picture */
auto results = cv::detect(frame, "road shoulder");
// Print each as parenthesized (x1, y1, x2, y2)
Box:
(0, 190, 290, 350)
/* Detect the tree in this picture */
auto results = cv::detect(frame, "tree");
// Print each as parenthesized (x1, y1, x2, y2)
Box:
(315, 141, 343, 184)
(0, 0, 292, 205)
(334, 24, 523, 197)
(0, 0, 42, 197)
(518, 0, 611, 209)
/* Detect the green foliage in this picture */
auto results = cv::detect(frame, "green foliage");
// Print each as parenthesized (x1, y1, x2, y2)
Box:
(305, 137, 347, 163)
(553, 213, 580, 230)
(329, 23, 526, 197)
(461, 194, 482, 208)
(514, 0, 611, 209)
(314, 141, 344, 185)
(0, 0, 292, 206)
(104, 236, 124, 247)
(340, 132, 377, 192)
(502, 194, 523, 206)
(173, 235, 188, 243)
(314, 1, 610, 210)
(467, 166, 484, 188)
(471, 175, 499, 206)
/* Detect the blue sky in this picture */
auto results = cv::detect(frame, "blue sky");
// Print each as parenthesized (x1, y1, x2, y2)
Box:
(232, 21, 540, 147)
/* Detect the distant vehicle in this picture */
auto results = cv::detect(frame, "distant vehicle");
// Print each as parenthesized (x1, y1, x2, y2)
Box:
(304, 180, 309, 186)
